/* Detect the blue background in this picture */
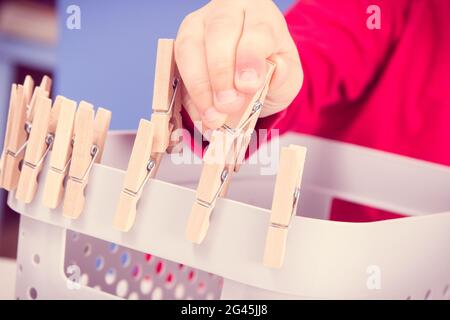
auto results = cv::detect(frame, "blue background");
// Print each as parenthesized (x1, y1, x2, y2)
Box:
(56, 0, 295, 129)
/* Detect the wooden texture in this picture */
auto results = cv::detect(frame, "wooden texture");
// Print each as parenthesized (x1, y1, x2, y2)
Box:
(186, 62, 276, 244)
(63, 102, 95, 219)
(15, 95, 52, 203)
(263, 145, 307, 268)
(113, 119, 154, 231)
(42, 96, 77, 208)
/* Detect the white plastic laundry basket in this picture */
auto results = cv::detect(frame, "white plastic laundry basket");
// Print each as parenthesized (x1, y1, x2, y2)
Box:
(8, 131, 450, 300)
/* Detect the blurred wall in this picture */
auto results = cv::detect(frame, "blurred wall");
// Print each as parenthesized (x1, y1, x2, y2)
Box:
(56, 0, 295, 130)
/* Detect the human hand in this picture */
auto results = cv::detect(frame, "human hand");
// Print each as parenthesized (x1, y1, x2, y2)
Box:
(175, 0, 303, 130)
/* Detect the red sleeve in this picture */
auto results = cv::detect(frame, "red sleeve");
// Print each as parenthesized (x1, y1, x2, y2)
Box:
(182, 0, 410, 157)
(254, 0, 409, 137)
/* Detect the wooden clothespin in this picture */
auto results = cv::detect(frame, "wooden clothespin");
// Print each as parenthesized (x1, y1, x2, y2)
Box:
(0, 75, 40, 191)
(27, 75, 52, 122)
(151, 39, 182, 154)
(63, 102, 111, 219)
(42, 96, 77, 208)
(113, 119, 155, 231)
(15, 94, 57, 203)
(263, 144, 307, 268)
(113, 38, 181, 232)
(185, 62, 276, 244)
(0, 84, 28, 191)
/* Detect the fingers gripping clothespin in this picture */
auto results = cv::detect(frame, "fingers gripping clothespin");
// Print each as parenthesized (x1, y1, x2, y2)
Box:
(42, 96, 77, 208)
(63, 102, 111, 219)
(185, 61, 276, 244)
(151, 39, 182, 155)
(113, 38, 181, 232)
(0, 75, 50, 191)
(263, 145, 307, 268)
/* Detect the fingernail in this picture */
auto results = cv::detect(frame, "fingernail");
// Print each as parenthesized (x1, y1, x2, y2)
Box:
(203, 107, 224, 123)
(214, 89, 238, 105)
(238, 69, 259, 83)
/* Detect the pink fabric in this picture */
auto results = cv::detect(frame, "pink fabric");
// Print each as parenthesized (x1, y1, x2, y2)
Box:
(256, 0, 450, 222)
(182, 0, 450, 222)
(267, 0, 450, 165)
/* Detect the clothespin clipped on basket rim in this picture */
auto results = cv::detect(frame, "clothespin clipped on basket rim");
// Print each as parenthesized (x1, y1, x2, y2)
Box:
(263, 144, 307, 268)
(15, 94, 61, 203)
(185, 61, 276, 244)
(113, 38, 182, 232)
(0, 75, 50, 191)
(0, 83, 30, 191)
(63, 101, 111, 219)
(42, 96, 77, 209)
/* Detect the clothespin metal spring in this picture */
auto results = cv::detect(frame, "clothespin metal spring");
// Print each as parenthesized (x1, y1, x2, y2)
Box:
(222, 100, 262, 137)
(123, 159, 156, 197)
(196, 168, 229, 209)
(269, 188, 300, 230)
(152, 77, 179, 117)
(22, 133, 54, 170)
(68, 144, 99, 184)
(5, 121, 32, 160)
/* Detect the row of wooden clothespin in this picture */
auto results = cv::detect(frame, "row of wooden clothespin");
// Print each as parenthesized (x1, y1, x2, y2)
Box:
(0, 75, 111, 219)
(0, 38, 307, 268)
(111, 39, 308, 268)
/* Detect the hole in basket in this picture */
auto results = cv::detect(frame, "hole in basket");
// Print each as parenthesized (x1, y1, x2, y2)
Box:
(188, 270, 196, 282)
(28, 287, 37, 300)
(71, 232, 79, 241)
(140, 276, 153, 295)
(18, 264, 23, 273)
(144, 253, 153, 264)
(406, 296, 411, 300)
(32, 254, 40, 265)
(175, 284, 185, 299)
(197, 281, 206, 295)
(152, 287, 163, 300)
(443, 285, 449, 298)
(109, 243, 119, 254)
(116, 280, 129, 297)
(165, 273, 175, 288)
(105, 268, 117, 285)
(424, 289, 431, 300)
(120, 252, 131, 268)
(83, 244, 92, 257)
(80, 273, 89, 286)
(155, 261, 164, 275)
(95, 256, 104, 271)
(131, 264, 142, 280)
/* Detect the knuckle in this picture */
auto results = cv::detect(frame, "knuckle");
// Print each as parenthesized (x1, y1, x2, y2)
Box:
(188, 77, 212, 98)
(209, 60, 234, 80)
